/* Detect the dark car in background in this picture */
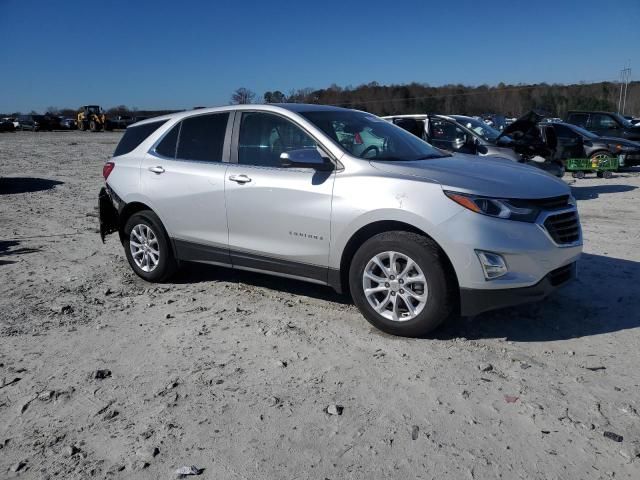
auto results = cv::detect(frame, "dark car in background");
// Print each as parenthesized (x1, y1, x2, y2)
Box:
(17, 114, 53, 131)
(383, 111, 564, 177)
(60, 117, 78, 130)
(548, 122, 640, 167)
(566, 111, 640, 141)
(0, 118, 16, 132)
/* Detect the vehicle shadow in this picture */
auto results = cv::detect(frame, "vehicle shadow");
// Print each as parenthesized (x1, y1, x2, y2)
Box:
(173, 261, 351, 305)
(0, 177, 64, 195)
(571, 184, 636, 200)
(438, 253, 640, 342)
(0, 240, 40, 265)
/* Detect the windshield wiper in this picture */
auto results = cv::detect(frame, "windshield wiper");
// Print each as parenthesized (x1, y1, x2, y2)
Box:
(414, 153, 450, 160)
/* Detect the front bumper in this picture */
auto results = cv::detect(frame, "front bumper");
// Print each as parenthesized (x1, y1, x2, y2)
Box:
(460, 261, 576, 316)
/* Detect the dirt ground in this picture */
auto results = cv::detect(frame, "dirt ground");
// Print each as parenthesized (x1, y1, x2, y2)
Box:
(1, 130, 639, 479)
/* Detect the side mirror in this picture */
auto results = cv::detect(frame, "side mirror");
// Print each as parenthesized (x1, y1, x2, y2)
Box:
(280, 149, 333, 170)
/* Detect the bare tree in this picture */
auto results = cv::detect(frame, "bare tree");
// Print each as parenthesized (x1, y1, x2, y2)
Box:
(264, 90, 286, 103)
(231, 87, 256, 105)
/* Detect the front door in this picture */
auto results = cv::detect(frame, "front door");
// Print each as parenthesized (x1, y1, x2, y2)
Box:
(590, 113, 622, 137)
(224, 111, 335, 283)
(427, 118, 476, 154)
(141, 112, 232, 265)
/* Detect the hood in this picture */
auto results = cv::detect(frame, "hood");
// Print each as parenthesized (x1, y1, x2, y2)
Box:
(497, 110, 545, 140)
(369, 153, 569, 199)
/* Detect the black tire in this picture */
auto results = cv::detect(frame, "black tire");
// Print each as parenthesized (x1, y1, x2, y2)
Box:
(90, 120, 97, 132)
(349, 231, 455, 337)
(575, 171, 585, 179)
(596, 171, 604, 178)
(123, 210, 177, 282)
(603, 170, 613, 179)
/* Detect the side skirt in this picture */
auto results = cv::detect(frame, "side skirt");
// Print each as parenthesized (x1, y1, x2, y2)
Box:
(173, 238, 342, 291)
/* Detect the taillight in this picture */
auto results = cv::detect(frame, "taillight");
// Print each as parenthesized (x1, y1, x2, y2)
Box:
(103, 162, 115, 180)
(354, 132, 363, 145)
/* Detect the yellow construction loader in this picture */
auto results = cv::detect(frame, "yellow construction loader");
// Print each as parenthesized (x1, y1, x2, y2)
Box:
(77, 105, 112, 132)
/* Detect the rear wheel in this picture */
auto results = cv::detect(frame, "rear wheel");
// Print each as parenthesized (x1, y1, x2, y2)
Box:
(123, 210, 177, 282)
(575, 171, 585, 179)
(603, 170, 613, 179)
(349, 231, 455, 337)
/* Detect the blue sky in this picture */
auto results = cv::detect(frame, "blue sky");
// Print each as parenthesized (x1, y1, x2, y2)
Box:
(0, 0, 638, 113)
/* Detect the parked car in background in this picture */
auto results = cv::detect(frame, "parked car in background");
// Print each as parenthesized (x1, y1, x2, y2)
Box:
(481, 114, 507, 131)
(60, 117, 78, 130)
(0, 118, 16, 132)
(566, 111, 640, 141)
(547, 122, 640, 167)
(99, 104, 581, 337)
(383, 111, 564, 177)
(109, 115, 136, 129)
(47, 115, 62, 130)
(16, 114, 53, 131)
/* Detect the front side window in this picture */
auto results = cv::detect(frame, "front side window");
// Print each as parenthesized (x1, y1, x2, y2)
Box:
(591, 114, 619, 130)
(430, 119, 466, 143)
(301, 110, 447, 161)
(177, 113, 229, 162)
(238, 112, 317, 167)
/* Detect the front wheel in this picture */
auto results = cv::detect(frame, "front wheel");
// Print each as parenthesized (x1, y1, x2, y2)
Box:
(349, 231, 455, 337)
(123, 210, 177, 282)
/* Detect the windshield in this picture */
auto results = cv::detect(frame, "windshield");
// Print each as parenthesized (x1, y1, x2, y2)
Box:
(451, 116, 501, 142)
(610, 112, 633, 128)
(300, 110, 448, 161)
(568, 124, 599, 139)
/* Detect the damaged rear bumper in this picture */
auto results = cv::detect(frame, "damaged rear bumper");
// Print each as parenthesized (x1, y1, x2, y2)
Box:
(98, 185, 122, 242)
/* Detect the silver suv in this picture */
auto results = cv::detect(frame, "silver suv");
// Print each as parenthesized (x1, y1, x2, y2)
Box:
(99, 104, 582, 337)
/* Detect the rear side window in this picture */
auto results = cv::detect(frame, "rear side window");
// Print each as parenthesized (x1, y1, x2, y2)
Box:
(114, 120, 166, 157)
(176, 113, 229, 162)
(155, 123, 180, 158)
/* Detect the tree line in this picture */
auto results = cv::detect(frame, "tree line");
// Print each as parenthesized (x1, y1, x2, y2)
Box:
(232, 81, 640, 117)
(5, 81, 636, 119)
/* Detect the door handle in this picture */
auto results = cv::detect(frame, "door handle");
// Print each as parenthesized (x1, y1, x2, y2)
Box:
(229, 174, 252, 184)
(148, 166, 165, 174)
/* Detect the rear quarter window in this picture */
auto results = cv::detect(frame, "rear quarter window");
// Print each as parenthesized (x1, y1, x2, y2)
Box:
(113, 120, 167, 157)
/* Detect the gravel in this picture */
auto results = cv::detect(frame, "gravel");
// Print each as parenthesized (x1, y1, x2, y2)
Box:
(1, 131, 639, 478)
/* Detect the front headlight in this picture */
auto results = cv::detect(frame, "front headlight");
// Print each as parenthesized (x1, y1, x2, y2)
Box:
(444, 191, 540, 222)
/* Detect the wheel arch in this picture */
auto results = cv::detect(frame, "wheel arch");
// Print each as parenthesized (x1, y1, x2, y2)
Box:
(117, 201, 179, 261)
(333, 220, 459, 299)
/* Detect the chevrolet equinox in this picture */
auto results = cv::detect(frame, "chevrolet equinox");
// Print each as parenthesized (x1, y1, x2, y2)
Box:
(99, 104, 582, 337)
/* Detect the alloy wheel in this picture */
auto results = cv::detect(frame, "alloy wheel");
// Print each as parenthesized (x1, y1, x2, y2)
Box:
(362, 251, 428, 322)
(129, 224, 160, 272)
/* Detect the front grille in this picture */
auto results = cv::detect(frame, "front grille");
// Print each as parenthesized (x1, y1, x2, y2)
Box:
(549, 263, 574, 286)
(543, 210, 580, 244)
(509, 195, 570, 211)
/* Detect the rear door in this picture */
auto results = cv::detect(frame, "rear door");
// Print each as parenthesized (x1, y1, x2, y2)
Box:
(224, 111, 334, 282)
(141, 112, 232, 265)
